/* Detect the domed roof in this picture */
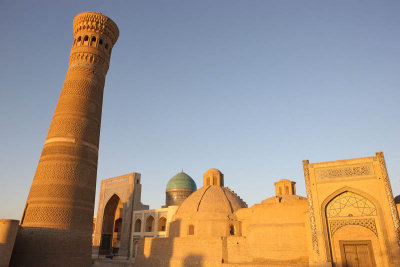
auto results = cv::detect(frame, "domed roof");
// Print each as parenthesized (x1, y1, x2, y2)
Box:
(173, 185, 247, 220)
(166, 171, 197, 191)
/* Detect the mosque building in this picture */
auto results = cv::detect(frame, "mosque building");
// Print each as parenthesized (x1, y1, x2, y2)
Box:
(92, 152, 400, 267)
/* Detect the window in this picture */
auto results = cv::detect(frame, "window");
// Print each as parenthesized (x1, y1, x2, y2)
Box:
(229, 225, 235, 235)
(188, 225, 194, 235)
(146, 216, 154, 232)
(83, 35, 89, 45)
(134, 219, 142, 232)
(158, 217, 167, 232)
(114, 218, 122, 232)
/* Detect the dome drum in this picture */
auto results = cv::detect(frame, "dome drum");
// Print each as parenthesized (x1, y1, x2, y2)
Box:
(166, 190, 193, 207)
(169, 218, 241, 238)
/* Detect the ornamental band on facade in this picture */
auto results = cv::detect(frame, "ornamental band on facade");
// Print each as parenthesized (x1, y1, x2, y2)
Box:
(376, 152, 400, 246)
(303, 160, 320, 256)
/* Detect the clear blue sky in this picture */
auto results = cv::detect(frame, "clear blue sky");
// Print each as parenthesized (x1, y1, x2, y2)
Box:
(1, 1, 399, 220)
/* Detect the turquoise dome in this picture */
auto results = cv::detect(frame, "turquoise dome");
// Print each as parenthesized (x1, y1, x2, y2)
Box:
(166, 172, 197, 191)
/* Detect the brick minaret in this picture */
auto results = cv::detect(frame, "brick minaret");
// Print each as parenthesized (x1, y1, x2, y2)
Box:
(10, 12, 119, 266)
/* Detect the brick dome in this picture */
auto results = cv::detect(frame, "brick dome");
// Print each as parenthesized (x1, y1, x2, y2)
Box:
(173, 185, 247, 221)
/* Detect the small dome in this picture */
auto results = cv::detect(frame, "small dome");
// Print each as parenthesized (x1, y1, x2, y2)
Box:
(166, 171, 197, 191)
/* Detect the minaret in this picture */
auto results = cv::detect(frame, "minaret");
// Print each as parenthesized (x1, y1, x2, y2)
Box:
(10, 12, 119, 266)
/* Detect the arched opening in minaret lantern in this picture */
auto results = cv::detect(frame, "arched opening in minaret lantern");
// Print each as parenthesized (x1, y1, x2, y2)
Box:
(99, 194, 123, 255)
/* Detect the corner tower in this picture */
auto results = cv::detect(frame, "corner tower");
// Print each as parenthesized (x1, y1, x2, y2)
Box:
(10, 12, 119, 267)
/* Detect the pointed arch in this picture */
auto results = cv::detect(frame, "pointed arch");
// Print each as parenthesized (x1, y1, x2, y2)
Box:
(145, 215, 155, 232)
(320, 186, 385, 262)
(326, 191, 377, 218)
(134, 219, 142, 232)
(99, 194, 122, 255)
(158, 217, 167, 232)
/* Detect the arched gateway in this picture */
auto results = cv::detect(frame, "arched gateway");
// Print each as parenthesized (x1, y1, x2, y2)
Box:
(92, 173, 149, 258)
(100, 194, 123, 255)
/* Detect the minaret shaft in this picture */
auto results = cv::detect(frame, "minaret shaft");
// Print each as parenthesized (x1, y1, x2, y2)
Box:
(10, 12, 119, 267)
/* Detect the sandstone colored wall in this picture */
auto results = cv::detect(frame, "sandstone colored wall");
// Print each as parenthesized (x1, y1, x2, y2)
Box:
(235, 196, 309, 264)
(134, 237, 224, 267)
(0, 220, 19, 267)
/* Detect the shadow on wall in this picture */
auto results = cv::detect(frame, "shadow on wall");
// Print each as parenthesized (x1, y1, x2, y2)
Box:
(134, 220, 180, 267)
(183, 254, 203, 267)
(10, 226, 93, 267)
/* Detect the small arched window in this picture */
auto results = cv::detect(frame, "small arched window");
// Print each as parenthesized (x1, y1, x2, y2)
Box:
(229, 225, 235, 235)
(158, 217, 167, 232)
(91, 36, 96, 45)
(99, 39, 103, 46)
(114, 218, 122, 232)
(188, 225, 194, 235)
(83, 35, 89, 45)
(134, 219, 142, 232)
(105, 43, 109, 49)
(146, 216, 154, 232)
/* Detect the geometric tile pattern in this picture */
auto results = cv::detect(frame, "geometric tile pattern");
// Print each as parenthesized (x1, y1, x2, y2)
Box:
(316, 164, 373, 180)
(329, 218, 378, 237)
(303, 160, 319, 255)
(326, 192, 377, 218)
(376, 152, 400, 246)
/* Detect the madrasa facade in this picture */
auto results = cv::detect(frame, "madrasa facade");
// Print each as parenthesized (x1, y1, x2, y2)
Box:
(92, 152, 400, 267)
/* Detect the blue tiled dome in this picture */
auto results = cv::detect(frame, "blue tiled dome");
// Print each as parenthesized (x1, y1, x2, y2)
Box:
(166, 172, 197, 191)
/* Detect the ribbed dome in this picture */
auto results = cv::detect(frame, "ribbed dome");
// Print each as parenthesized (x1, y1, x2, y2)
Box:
(174, 185, 247, 220)
(166, 172, 197, 191)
